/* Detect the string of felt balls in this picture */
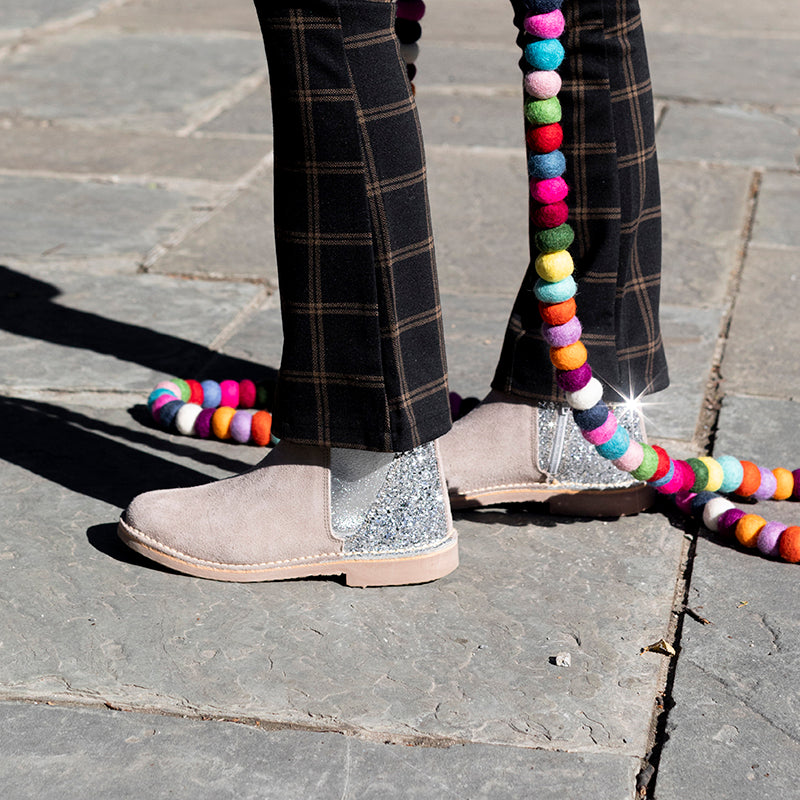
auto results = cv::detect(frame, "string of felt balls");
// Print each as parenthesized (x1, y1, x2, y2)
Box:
(396, 0, 425, 91)
(519, 0, 800, 563)
(148, 378, 278, 446)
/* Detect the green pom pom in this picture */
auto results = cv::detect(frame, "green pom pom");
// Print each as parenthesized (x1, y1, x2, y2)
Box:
(525, 97, 561, 126)
(686, 458, 710, 492)
(535, 224, 575, 254)
(631, 444, 658, 481)
(173, 378, 191, 402)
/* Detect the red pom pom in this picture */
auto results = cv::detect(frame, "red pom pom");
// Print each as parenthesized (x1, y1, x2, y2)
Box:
(531, 200, 569, 229)
(650, 445, 671, 481)
(526, 123, 563, 154)
(186, 379, 203, 405)
(538, 298, 576, 326)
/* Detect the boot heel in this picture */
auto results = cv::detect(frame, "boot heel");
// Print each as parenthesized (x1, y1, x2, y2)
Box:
(344, 538, 459, 587)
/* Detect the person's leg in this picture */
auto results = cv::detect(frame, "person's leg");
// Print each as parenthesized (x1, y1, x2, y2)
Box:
(441, 0, 666, 515)
(117, 0, 457, 586)
(260, 0, 451, 452)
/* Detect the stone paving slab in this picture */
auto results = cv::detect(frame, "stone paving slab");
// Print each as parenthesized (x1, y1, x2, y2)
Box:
(0, 29, 264, 131)
(0, 413, 682, 756)
(750, 172, 800, 250)
(0, 124, 271, 182)
(420, 44, 519, 89)
(657, 103, 798, 169)
(424, 0, 519, 48)
(417, 91, 523, 149)
(0, 0, 104, 34)
(149, 171, 277, 282)
(426, 146, 528, 295)
(0, 702, 641, 800)
(658, 162, 752, 309)
(0, 262, 265, 393)
(88, 0, 262, 34)
(640, 305, 721, 446)
(646, 33, 800, 107)
(0, 174, 213, 262)
(721, 247, 800, 398)
(641, 0, 800, 37)
(198, 81, 273, 137)
(653, 397, 800, 797)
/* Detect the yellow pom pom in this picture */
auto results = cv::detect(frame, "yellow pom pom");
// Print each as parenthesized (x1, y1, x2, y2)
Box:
(698, 457, 724, 492)
(535, 250, 574, 283)
(211, 406, 236, 439)
(735, 514, 766, 548)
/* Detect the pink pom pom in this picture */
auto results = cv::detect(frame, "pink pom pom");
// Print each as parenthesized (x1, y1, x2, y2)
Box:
(220, 379, 240, 408)
(150, 394, 173, 420)
(524, 70, 562, 100)
(530, 176, 568, 204)
(230, 410, 253, 443)
(612, 440, 644, 472)
(239, 379, 257, 409)
(581, 412, 617, 446)
(154, 380, 181, 398)
(524, 10, 565, 39)
(675, 490, 697, 514)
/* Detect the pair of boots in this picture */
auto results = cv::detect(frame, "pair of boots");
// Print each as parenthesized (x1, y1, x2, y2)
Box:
(119, 392, 652, 586)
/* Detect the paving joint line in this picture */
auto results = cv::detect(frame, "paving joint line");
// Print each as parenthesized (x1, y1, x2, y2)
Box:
(697, 169, 763, 456)
(139, 150, 274, 273)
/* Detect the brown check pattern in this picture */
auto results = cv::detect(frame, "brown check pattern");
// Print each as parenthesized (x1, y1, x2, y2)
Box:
(254, 0, 451, 451)
(493, 0, 669, 404)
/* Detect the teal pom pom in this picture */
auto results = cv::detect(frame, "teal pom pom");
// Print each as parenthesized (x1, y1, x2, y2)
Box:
(534, 275, 576, 303)
(596, 427, 630, 460)
(524, 39, 565, 71)
(717, 455, 745, 494)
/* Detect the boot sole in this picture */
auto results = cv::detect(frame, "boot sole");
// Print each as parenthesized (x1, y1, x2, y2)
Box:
(450, 483, 655, 517)
(117, 518, 458, 587)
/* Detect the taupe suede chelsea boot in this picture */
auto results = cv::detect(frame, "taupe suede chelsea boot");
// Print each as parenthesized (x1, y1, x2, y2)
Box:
(118, 440, 457, 586)
(439, 391, 653, 516)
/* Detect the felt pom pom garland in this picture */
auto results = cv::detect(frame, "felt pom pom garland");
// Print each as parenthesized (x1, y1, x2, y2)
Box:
(516, 0, 800, 563)
(148, 379, 279, 446)
(396, 0, 426, 89)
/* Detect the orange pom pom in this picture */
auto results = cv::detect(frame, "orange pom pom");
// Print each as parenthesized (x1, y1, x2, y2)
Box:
(779, 526, 800, 563)
(550, 341, 587, 371)
(772, 468, 794, 500)
(734, 460, 761, 497)
(735, 513, 766, 548)
(211, 406, 236, 440)
(251, 410, 273, 446)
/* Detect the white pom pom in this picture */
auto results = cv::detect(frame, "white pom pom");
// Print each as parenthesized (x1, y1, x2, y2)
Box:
(566, 377, 603, 411)
(175, 402, 203, 436)
(702, 496, 736, 532)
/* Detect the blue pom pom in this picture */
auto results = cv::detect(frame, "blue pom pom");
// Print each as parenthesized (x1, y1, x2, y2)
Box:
(528, 150, 566, 180)
(534, 275, 576, 303)
(524, 39, 565, 71)
(689, 491, 718, 520)
(573, 402, 609, 432)
(525, 0, 562, 12)
(200, 380, 222, 409)
(596, 427, 630, 460)
(158, 399, 184, 428)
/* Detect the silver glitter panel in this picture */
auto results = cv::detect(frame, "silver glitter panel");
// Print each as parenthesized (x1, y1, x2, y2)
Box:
(342, 442, 450, 557)
(330, 449, 394, 534)
(537, 403, 645, 489)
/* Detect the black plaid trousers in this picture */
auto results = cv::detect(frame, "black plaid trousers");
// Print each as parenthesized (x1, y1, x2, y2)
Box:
(254, 0, 451, 451)
(494, 0, 669, 403)
(254, 0, 668, 451)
